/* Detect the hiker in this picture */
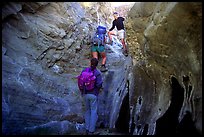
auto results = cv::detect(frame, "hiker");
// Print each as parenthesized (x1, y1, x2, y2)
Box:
(78, 58, 103, 135)
(108, 12, 128, 56)
(91, 26, 108, 72)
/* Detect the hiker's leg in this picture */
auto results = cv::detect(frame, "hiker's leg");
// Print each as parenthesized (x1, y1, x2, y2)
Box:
(92, 52, 98, 59)
(108, 31, 115, 41)
(121, 38, 127, 51)
(99, 46, 106, 65)
(99, 46, 108, 72)
(108, 31, 112, 40)
(89, 94, 98, 133)
(118, 30, 128, 52)
(84, 94, 91, 131)
(101, 52, 106, 65)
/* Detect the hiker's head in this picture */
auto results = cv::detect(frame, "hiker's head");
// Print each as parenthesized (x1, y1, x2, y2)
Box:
(90, 58, 98, 70)
(113, 12, 119, 19)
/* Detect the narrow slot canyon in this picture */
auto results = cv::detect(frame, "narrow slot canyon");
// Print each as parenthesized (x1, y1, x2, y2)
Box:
(2, 2, 202, 135)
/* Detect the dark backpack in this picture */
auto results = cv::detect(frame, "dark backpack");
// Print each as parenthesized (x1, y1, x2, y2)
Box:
(77, 67, 96, 92)
(92, 26, 107, 46)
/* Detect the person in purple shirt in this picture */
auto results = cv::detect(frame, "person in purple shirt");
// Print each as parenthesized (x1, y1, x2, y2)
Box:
(108, 12, 128, 56)
(81, 58, 103, 135)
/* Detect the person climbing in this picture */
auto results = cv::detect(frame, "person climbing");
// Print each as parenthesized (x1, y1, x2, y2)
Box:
(79, 58, 103, 135)
(91, 26, 108, 72)
(108, 12, 128, 56)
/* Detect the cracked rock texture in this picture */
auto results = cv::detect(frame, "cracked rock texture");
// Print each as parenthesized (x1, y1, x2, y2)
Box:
(126, 2, 202, 135)
(2, 2, 133, 135)
(2, 2, 202, 135)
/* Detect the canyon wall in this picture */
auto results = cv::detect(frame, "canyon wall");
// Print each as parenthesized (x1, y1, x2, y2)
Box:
(126, 2, 202, 135)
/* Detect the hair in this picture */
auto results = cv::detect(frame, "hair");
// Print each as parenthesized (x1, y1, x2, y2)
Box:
(113, 12, 118, 15)
(91, 58, 98, 70)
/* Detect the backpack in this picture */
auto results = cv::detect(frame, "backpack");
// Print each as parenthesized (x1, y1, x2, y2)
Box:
(92, 26, 107, 46)
(77, 67, 96, 92)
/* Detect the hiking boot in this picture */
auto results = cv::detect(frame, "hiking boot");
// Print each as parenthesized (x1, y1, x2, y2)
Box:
(100, 64, 108, 72)
(123, 50, 128, 57)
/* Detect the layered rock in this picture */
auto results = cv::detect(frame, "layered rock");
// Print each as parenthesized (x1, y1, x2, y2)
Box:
(126, 2, 202, 135)
(2, 2, 202, 135)
(2, 2, 133, 135)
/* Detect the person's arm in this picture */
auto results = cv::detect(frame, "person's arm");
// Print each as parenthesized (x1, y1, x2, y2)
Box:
(95, 73, 103, 89)
(109, 20, 115, 31)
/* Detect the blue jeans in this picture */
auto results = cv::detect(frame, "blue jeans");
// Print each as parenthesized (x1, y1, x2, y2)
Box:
(84, 94, 98, 132)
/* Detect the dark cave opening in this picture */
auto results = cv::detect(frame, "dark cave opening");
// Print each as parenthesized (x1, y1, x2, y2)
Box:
(176, 111, 201, 136)
(142, 124, 148, 135)
(115, 92, 130, 134)
(155, 76, 184, 135)
(130, 117, 135, 135)
(155, 76, 201, 135)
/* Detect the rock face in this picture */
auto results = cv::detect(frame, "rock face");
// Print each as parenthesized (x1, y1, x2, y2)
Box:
(126, 2, 202, 135)
(2, 2, 133, 135)
(2, 2, 202, 135)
